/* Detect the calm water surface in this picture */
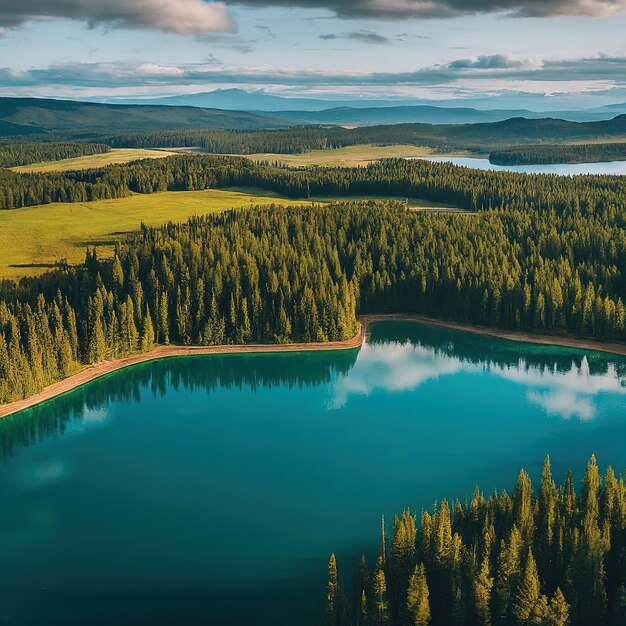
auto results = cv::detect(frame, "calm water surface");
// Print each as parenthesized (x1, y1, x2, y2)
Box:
(1, 321, 625, 625)
(420, 156, 626, 175)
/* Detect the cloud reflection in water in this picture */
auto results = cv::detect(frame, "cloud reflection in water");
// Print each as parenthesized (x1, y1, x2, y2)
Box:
(331, 340, 626, 420)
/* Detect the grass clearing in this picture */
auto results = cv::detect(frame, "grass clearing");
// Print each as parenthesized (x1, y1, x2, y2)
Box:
(12, 148, 179, 173)
(0, 188, 315, 278)
(243, 144, 436, 167)
(0, 187, 464, 279)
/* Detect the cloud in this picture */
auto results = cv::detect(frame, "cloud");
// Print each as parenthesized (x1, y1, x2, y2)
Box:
(320, 30, 390, 44)
(0, 55, 624, 100)
(2, 0, 622, 34)
(229, 0, 626, 19)
(0, 0, 230, 34)
(448, 54, 539, 70)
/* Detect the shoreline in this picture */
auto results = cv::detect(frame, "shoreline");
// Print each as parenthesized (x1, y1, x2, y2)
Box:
(0, 324, 365, 419)
(2, 313, 626, 420)
(360, 313, 626, 356)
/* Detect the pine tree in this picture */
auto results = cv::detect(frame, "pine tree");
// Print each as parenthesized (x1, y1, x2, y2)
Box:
(327, 553, 338, 626)
(512, 548, 541, 625)
(495, 525, 523, 622)
(141, 308, 155, 352)
(352, 555, 370, 625)
(473, 554, 493, 626)
(547, 588, 570, 626)
(372, 568, 390, 626)
(407, 563, 430, 626)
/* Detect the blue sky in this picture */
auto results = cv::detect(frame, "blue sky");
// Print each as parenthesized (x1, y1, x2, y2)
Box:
(0, 0, 625, 107)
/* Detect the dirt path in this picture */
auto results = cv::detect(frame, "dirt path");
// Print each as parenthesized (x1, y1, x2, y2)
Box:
(360, 313, 626, 356)
(0, 325, 365, 419)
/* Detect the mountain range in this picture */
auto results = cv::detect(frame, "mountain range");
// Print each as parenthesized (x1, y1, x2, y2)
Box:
(112, 89, 626, 126)
(0, 97, 290, 138)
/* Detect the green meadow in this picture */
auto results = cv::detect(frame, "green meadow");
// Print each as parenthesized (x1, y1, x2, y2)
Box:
(12, 148, 178, 173)
(0, 188, 316, 278)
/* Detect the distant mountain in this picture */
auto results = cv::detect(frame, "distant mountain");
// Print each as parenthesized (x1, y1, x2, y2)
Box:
(263, 105, 538, 126)
(112, 89, 625, 125)
(594, 102, 626, 113)
(0, 97, 292, 139)
(114, 89, 431, 112)
(264, 105, 623, 127)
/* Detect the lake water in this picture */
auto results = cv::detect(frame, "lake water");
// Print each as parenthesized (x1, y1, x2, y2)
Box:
(1, 321, 625, 625)
(420, 156, 626, 175)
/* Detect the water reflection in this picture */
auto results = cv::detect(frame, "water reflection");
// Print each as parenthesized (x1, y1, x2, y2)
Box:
(2, 321, 625, 457)
(0, 350, 358, 458)
(332, 322, 626, 421)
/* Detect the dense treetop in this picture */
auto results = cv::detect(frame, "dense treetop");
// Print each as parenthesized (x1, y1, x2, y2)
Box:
(1, 178, 626, 404)
(0, 142, 110, 168)
(2, 154, 626, 211)
(327, 455, 626, 626)
(490, 143, 626, 166)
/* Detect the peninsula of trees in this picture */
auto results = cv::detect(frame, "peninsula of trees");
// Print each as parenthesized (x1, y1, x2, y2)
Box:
(327, 455, 626, 626)
(490, 143, 626, 166)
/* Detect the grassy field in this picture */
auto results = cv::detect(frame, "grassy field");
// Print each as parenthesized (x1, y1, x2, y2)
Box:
(12, 148, 178, 173)
(243, 144, 437, 167)
(0, 188, 317, 278)
(0, 187, 463, 279)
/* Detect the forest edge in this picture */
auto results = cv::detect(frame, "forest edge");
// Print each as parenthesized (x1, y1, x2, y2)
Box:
(4, 314, 626, 420)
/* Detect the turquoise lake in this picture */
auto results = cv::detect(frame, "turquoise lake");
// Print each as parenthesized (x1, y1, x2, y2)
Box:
(1, 320, 625, 625)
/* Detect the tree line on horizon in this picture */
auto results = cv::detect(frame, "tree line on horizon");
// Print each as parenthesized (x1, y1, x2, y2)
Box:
(327, 455, 626, 626)
(489, 143, 626, 166)
(0, 142, 110, 168)
(1, 189, 626, 403)
(2, 154, 626, 211)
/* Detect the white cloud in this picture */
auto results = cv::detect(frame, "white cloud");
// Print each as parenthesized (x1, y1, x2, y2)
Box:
(0, 0, 231, 34)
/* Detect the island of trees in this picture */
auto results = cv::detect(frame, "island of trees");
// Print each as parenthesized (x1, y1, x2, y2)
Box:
(326, 455, 626, 626)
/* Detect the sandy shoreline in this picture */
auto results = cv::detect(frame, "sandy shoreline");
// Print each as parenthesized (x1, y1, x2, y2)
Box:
(361, 313, 626, 356)
(0, 324, 365, 419)
(2, 313, 626, 419)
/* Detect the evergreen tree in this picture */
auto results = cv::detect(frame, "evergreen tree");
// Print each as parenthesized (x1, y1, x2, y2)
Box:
(327, 553, 339, 626)
(407, 563, 431, 626)
(547, 588, 570, 626)
(472, 554, 493, 626)
(512, 549, 541, 625)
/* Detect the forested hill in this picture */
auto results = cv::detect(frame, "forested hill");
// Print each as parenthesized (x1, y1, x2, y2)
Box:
(327, 455, 626, 626)
(2, 96, 625, 151)
(0, 97, 291, 138)
(99, 115, 626, 154)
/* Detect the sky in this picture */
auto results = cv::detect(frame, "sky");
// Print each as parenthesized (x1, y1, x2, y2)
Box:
(0, 0, 625, 108)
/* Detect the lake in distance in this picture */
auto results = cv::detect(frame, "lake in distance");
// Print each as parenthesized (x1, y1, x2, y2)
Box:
(1, 320, 625, 625)
(420, 156, 626, 175)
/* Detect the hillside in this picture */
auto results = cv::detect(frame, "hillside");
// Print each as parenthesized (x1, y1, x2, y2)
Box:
(0, 98, 292, 138)
(263, 105, 621, 126)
